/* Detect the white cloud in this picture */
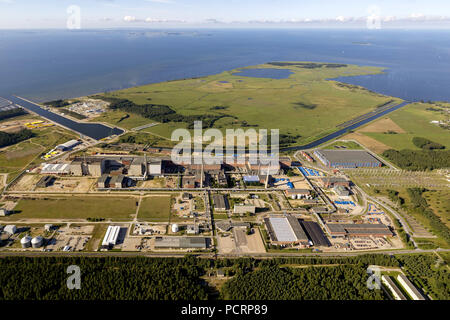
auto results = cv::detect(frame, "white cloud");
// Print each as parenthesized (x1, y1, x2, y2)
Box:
(144, 0, 174, 3)
(123, 16, 137, 22)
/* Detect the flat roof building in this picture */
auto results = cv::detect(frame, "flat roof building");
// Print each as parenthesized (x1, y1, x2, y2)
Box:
(264, 215, 309, 244)
(382, 275, 407, 300)
(101, 225, 121, 248)
(397, 274, 426, 300)
(326, 223, 392, 237)
(213, 194, 229, 211)
(318, 177, 351, 188)
(333, 185, 350, 196)
(314, 150, 382, 168)
(301, 221, 331, 247)
(0, 208, 10, 217)
(41, 163, 70, 175)
(110, 175, 125, 189)
(3, 225, 17, 235)
(154, 236, 208, 249)
(233, 204, 256, 215)
(97, 174, 111, 189)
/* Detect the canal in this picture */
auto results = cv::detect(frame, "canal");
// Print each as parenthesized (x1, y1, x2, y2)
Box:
(7, 96, 124, 140)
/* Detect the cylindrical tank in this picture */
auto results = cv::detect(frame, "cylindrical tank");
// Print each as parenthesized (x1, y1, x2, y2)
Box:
(31, 236, 43, 248)
(21, 236, 32, 248)
(171, 224, 179, 233)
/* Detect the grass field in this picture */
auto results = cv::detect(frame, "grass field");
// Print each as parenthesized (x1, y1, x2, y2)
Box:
(423, 189, 450, 229)
(0, 120, 77, 182)
(359, 103, 450, 151)
(93, 62, 400, 147)
(3, 197, 138, 221)
(137, 196, 172, 221)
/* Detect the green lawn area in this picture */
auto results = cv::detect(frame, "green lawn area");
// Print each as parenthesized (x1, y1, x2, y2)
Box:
(423, 189, 450, 229)
(213, 213, 229, 220)
(362, 103, 450, 150)
(137, 196, 172, 221)
(95, 62, 400, 146)
(3, 197, 138, 221)
(0, 124, 77, 182)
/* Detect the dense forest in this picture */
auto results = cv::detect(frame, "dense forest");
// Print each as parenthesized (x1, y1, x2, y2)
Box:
(0, 129, 33, 148)
(382, 149, 450, 171)
(0, 108, 27, 121)
(0, 257, 208, 300)
(397, 254, 450, 300)
(101, 97, 232, 129)
(221, 265, 385, 300)
(43, 100, 71, 108)
(0, 254, 403, 300)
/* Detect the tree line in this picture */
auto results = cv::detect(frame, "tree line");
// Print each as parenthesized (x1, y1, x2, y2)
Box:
(406, 188, 450, 245)
(0, 108, 27, 121)
(102, 97, 232, 129)
(382, 149, 450, 171)
(0, 129, 33, 148)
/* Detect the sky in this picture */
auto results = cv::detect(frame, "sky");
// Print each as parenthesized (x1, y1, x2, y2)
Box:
(0, 0, 450, 29)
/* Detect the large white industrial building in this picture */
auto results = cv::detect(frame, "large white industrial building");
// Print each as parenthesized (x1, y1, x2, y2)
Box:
(102, 226, 121, 248)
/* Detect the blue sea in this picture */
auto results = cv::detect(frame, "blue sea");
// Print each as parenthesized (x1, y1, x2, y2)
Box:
(0, 28, 449, 102)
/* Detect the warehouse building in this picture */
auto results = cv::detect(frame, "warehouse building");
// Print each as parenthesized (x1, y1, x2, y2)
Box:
(36, 175, 56, 188)
(101, 225, 121, 249)
(110, 175, 126, 189)
(397, 274, 426, 300)
(154, 236, 208, 249)
(381, 275, 407, 300)
(56, 139, 81, 151)
(326, 223, 392, 238)
(233, 204, 256, 215)
(300, 221, 331, 247)
(128, 158, 146, 176)
(97, 174, 111, 188)
(333, 185, 350, 196)
(314, 150, 382, 168)
(149, 159, 162, 176)
(3, 225, 17, 235)
(0, 208, 11, 217)
(285, 189, 311, 199)
(264, 215, 309, 245)
(70, 157, 105, 176)
(213, 194, 229, 211)
(318, 177, 351, 188)
(41, 163, 70, 175)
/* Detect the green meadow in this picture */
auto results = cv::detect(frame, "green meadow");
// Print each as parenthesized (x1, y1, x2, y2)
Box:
(93, 62, 400, 146)
(362, 102, 450, 150)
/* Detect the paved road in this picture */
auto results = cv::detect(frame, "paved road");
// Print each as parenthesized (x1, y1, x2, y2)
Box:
(1, 248, 449, 259)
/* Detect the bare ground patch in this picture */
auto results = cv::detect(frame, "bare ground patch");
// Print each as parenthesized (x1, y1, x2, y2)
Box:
(358, 117, 406, 133)
(343, 132, 391, 154)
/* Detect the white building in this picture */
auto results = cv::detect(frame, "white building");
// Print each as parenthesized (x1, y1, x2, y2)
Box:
(101, 226, 121, 248)
(3, 225, 17, 235)
(56, 139, 81, 151)
(397, 274, 426, 300)
(381, 275, 407, 300)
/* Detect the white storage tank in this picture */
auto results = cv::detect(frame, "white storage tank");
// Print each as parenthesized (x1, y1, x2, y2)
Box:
(171, 224, 179, 233)
(21, 236, 32, 248)
(31, 236, 43, 248)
